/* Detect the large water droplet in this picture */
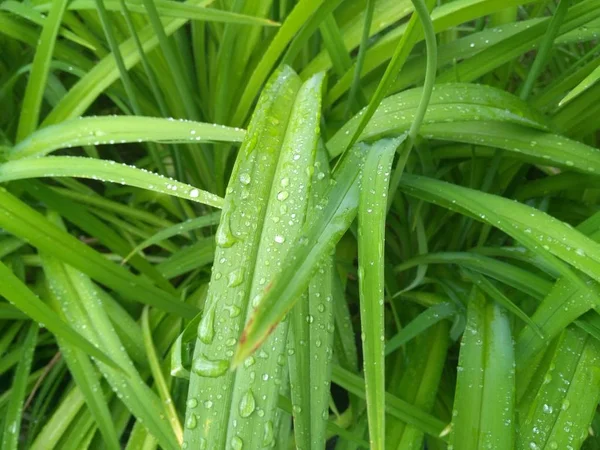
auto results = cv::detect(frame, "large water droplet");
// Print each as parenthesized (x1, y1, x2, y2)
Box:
(262, 420, 274, 446)
(239, 389, 256, 418)
(227, 267, 245, 287)
(185, 413, 197, 429)
(216, 209, 236, 248)
(199, 438, 207, 450)
(239, 173, 251, 185)
(231, 436, 244, 450)
(192, 354, 229, 377)
(198, 305, 215, 344)
(277, 191, 289, 201)
(186, 398, 198, 409)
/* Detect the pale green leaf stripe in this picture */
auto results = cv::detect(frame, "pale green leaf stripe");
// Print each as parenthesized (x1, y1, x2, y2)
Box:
(0, 261, 118, 369)
(9, 116, 245, 160)
(0, 323, 37, 450)
(15, 0, 67, 141)
(34, 0, 278, 26)
(357, 136, 399, 449)
(399, 174, 600, 284)
(0, 156, 223, 209)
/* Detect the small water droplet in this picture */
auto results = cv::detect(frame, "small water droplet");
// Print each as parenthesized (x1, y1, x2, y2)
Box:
(239, 173, 251, 185)
(277, 191, 289, 201)
(231, 436, 244, 450)
(186, 398, 198, 409)
(227, 267, 245, 287)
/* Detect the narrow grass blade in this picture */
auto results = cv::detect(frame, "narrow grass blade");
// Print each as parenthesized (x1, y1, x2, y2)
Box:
(331, 364, 447, 437)
(560, 62, 600, 106)
(9, 116, 244, 159)
(123, 212, 220, 263)
(1, 323, 37, 450)
(399, 174, 600, 286)
(385, 302, 456, 355)
(0, 156, 223, 208)
(0, 261, 117, 368)
(357, 132, 397, 449)
(0, 188, 196, 317)
(288, 145, 335, 450)
(450, 289, 515, 450)
(327, 83, 549, 158)
(15, 0, 67, 141)
(41, 247, 179, 450)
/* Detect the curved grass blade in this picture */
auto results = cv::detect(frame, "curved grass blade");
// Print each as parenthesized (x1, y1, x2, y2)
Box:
(0, 261, 118, 368)
(357, 131, 397, 449)
(327, 83, 549, 158)
(123, 212, 220, 263)
(449, 289, 515, 450)
(15, 0, 67, 141)
(560, 62, 600, 106)
(9, 116, 244, 159)
(399, 174, 600, 285)
(41, 247, 179, 450)
(46, 294, 121, 450)
(0, 156, 223, 208)
(183, 66, 302, 450)
(0, 188, 196, 317)
(331, 364, 446, 437)
(0, 323, 38, 450)
(385, 302, 456, 355)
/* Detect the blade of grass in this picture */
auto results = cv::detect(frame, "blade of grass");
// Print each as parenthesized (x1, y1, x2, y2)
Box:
(357, 131, 397, 449)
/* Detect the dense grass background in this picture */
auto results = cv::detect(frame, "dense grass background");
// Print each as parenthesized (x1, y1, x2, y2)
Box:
(2, 0, 600, 448)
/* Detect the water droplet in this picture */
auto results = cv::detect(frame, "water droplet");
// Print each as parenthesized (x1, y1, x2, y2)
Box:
(244, 357, 255, 368)
(216, 209, 236, 248)
(561, 399, 570, 410)
(189, 189, 199, 198)
(239, 173, 251, 185)
(185, 413, 197, 429)
(280, 177, 290, 187)
(204, 400, 213, 409)
(277, 191, 289, 201)
(227, 267, 245, 287)
(198, 305, 215, 344)
(262, 421, 274, 446)
(186, 398, 198, 408)
(239, 390, 256, 418)
(274, 235, 285, 244)
(231, 436, 243, 450)
(192, 354, 229, 377)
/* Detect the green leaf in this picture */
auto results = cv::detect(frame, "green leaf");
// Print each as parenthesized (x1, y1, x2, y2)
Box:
(9, 116, 244, 159)
(0, 156, 223, 208)
(450, 289, 515, 450)
(357, 132, 398, 449)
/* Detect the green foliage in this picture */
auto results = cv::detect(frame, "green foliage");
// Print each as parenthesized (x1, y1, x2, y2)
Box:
(1, 0, 600, 449)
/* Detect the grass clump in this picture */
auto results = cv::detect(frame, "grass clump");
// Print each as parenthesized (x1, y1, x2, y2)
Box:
(1, 0, 600, 449)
